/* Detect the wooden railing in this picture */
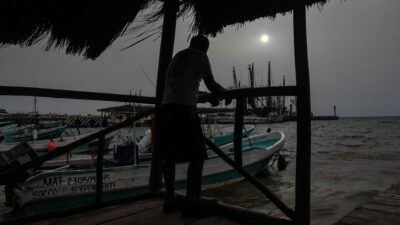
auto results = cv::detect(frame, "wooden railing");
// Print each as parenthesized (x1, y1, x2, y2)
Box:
(0, 85, 297, 224)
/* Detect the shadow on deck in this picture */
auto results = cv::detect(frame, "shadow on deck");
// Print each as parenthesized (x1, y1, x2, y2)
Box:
(26, 197, 245, 225)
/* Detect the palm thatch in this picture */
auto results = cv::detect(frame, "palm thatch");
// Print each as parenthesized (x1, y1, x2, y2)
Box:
(0, 0, 155, 59)
(183, 0, 329, 36)
(0, 0, 330, 59)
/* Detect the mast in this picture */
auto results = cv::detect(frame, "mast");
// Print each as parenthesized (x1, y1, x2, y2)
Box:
(282, 75, 286, 115)
(267, 61, 272, 115)
(232, 67, 238, 89)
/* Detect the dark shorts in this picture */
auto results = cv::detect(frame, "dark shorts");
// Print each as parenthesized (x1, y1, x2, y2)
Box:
(156, 104, 207, 163)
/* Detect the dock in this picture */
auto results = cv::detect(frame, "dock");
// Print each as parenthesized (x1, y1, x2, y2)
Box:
(334, 181, 400, 225)
(9, 197, 247, 225)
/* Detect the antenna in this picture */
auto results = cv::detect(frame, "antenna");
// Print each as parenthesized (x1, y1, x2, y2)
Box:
(139, 65, 156, 88)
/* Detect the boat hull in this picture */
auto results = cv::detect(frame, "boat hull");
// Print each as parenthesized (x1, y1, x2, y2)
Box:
(8, 131, 285, 215)
(4, 126, 67, 143)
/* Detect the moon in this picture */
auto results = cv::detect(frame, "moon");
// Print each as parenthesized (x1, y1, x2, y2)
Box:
(260, 34, 269, 43)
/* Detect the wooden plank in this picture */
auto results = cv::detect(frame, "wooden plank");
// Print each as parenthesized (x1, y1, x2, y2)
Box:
(339, 216, 375, 225)
(187, 216, 245, 225)
(379, 192, 400, 200)
(346, 207, 400, 225)
(361, 203, 400, 215)
(0, 86, 157, 104)
(370, 197, 400, 207)
(386, 185, 400, 193)
(100, 206, 195, 225)
(31, 198, 163, 225)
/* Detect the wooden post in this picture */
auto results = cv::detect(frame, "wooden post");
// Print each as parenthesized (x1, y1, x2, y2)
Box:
(150, 0, 179, 191)
(293, 1, 311, 225)
(96, 135, 105, 204)
(234, 98, 244, 166)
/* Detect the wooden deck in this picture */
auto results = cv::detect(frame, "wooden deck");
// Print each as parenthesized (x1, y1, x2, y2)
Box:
(26, 197, 247, 225)
(334, 182, 400, 225)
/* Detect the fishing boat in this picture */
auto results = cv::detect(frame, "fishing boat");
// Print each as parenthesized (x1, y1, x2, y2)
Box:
(0, 132, 115, 154)
(0, 124, 35, 136)
(205, 124, 255, 146)
(2, 130, 285, 215)
(3, 125, 67, 143)
(0, 122, 17, 132)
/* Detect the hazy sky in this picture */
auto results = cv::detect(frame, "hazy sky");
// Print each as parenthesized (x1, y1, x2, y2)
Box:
(1, 0, 400, 117)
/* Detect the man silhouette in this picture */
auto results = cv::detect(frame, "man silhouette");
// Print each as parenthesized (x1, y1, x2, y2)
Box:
(158, 34, 230, 217)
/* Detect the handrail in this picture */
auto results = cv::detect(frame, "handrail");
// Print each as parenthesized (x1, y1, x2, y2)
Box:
(0, 86, 157, 104)
(0, 108, 155, 181)
(0, 86, 296, 104)
(0, 85, 298, 221)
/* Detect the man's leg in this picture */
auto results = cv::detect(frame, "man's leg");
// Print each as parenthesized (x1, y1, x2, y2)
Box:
(163, 158, 176, 203)
(186, 158, 204, 206)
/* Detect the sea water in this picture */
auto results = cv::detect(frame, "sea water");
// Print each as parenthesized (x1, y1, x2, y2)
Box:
(203, 117, 400, 225)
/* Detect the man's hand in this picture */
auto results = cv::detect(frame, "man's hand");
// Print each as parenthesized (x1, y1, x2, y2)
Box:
(224, 98, 232, 106)
(210, 98, 220, 107)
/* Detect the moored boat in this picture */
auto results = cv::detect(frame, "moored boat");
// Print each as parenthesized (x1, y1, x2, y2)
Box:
(3, 131, 285, 215)
(0, 132, 115, 154)
(4, 125, 67, 143)
(206, 124, 255, 146)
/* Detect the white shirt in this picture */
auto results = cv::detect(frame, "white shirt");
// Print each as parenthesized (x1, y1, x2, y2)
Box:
(161, 48, 213, 106)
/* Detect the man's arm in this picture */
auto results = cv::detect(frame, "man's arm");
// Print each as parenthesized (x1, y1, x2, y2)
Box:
(203, 76, 232, 106)
(203, 75, 226, 94)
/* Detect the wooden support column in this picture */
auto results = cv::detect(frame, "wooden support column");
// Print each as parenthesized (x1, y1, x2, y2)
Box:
(293, 1, 311, 225)
(233, 98, 244, 166)
(149, 0, 179, 191)
(96, 135, 105, 205)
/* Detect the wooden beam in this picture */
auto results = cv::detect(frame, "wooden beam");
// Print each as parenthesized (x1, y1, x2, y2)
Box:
(204, 138, 295, 220)
(95, 135, 105, 204)
(0, 86, 296, 105)
(293, 1, 312, 225)
(0, 86, 156, 104)
(150, 0, 179, 191)
(233, 98, 244, 167)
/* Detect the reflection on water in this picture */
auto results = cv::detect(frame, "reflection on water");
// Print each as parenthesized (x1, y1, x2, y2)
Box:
(203, 117, 400, 225)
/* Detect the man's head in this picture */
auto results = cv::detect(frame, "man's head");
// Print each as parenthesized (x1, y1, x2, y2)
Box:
(189, 35, 209, 53)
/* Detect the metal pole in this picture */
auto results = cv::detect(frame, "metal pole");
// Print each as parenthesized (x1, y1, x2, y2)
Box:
(293, 1, 311, 225)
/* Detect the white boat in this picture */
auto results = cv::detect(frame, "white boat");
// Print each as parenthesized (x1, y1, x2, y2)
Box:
(204, 124, 255, 146)
(3, 131, 285, 215)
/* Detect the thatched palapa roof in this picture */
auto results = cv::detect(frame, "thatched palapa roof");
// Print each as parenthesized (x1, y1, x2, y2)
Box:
(0, 0, 330, 59)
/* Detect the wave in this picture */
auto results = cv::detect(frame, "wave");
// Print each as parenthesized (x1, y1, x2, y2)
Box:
(336, 143, 366, 148)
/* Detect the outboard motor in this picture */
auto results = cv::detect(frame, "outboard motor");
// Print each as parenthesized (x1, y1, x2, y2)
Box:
(0, 142, 39, 184)
(0, 143, 40, 207)
(104, 141, 137, 167)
